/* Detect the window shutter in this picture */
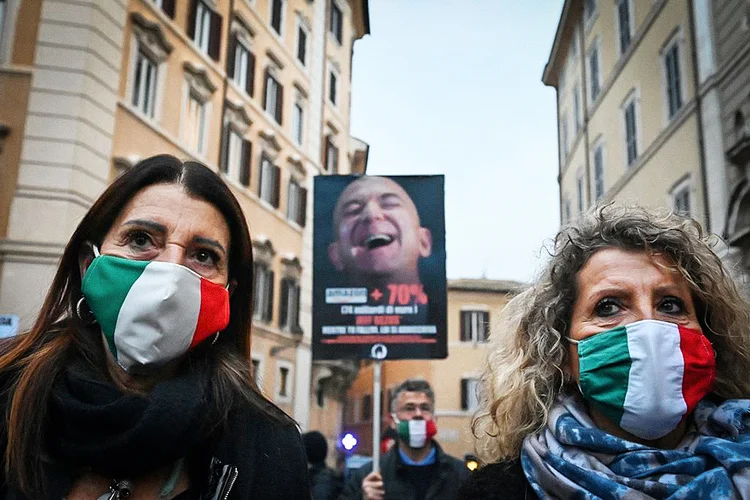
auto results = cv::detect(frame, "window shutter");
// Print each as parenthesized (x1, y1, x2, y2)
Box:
(279, 278, 289, 329)
(227, 34, 237, 78)
(298, 187, 307, 227)
(297, 28, 307, 63)
(331, 144, 338, 174)
(208, 11, 222, 61)
(219, 122, 230, 173)
(330, 72, 337, 104)
(294, 285, 301, 330)
(461, 379, 468, 411)
(162, 0, 176, 18)
(263, 68, 270, 110)
(272, 165, 281, 208)
(187, 0, 198, 40)
(271, 0, 283, 33)
(275, 83, 284, 124)
(460, 311, 469, 341)
(482, 312, 490, 342)
(240, 140, 252, 186)
(323, 136, 331, 170)
(246, 51, 256, 96)
(265, 271, 275, 322)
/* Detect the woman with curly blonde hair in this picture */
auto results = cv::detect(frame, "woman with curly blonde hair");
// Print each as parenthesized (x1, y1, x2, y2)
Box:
(459, 205, 750, 499)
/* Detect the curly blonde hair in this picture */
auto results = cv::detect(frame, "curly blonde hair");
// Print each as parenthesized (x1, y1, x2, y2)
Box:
(472, 205, 750, 462)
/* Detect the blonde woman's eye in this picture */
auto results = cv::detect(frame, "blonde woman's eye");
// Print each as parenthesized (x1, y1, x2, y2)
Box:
(594, 298, 620, 317)
(659, 296, 685, 315)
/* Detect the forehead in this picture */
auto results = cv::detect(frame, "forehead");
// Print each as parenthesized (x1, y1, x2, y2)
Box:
(339, 177, 411, 204)
(577, 248, 687, 290)
(116, 184, 229, 235)
(396, 390, 432, 407)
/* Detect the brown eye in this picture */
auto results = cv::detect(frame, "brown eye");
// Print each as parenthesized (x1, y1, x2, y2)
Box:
(594, 298, 620, 317)
(659, 296, 685, 315)
(127, 230, 154, 251)
(194, 249, 219, 267)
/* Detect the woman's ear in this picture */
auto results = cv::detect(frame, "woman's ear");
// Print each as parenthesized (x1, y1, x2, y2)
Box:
(78, 242, 95, 279)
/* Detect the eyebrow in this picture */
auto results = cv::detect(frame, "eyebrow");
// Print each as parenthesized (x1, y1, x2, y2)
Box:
(123, 219, 227, 256)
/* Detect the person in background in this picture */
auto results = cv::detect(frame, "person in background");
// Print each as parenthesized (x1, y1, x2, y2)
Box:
(461, 205, 750, 499)
(304, 430, 344, 500)
(0, 155, 310, 499)
(339, 379, 468, 500)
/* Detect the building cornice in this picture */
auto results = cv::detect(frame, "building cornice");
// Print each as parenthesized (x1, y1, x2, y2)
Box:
(542, 0, 574, 87)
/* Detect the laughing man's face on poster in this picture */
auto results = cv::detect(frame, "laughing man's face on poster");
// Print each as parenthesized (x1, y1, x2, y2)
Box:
(328, 177, 432, 286)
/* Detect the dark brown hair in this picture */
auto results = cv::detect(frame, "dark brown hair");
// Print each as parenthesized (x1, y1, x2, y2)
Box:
(0, 155, 291, 495)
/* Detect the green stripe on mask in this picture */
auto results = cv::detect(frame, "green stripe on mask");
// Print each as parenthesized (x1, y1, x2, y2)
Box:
(578, 325, 631, 426)
(82, 255, 148, 354)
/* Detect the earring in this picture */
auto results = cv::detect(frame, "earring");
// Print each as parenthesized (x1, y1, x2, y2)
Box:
(75, 297, 97, 325)
(211, 332, 221, 345)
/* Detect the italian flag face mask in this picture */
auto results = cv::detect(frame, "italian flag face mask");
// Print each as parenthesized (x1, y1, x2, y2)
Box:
(81, 247, 230, 372)
(570, 319, 716, 440)
(395, 418, 437, 449)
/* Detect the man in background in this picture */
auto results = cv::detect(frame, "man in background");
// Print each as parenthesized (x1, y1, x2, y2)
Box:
(338, 379, 468, 500)
(303, 430, 344, 500)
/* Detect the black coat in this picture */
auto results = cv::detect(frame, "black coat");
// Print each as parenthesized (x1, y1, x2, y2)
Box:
(456, 460, 534, 500)
(338, 443, 469, 500)
(0, 369, 311, 499)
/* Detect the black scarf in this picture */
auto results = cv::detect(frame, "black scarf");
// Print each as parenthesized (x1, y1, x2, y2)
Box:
(47, 365, 207, 479)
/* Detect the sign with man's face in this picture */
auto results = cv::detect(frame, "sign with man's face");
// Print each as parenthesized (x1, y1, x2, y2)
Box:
(312, 175, 447, 360)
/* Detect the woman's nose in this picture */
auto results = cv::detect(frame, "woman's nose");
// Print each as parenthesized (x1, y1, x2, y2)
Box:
(154, 244, 186, 265)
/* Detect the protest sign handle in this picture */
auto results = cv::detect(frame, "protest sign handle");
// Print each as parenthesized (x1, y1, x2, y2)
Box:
(372, 360, 382, 474)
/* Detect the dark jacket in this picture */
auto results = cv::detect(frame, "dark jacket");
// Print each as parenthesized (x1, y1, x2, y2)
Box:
(0, 369, 311, 500)
(456, 460, 533, 500)
(338, 442, 469, 500)
(309, 463, 344, 500)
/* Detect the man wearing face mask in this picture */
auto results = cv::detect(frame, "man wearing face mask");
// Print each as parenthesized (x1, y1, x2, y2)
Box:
(338, 379, 469, 500)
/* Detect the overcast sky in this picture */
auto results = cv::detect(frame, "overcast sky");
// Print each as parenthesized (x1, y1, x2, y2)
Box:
(349, 1, 565, 284)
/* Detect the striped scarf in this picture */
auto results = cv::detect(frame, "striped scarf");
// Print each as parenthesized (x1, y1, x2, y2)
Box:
(521, 394, 750, 499)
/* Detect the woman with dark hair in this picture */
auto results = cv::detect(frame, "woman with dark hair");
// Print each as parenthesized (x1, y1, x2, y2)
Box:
(0, 155, 309, 499)
(462, 205, 750, 499)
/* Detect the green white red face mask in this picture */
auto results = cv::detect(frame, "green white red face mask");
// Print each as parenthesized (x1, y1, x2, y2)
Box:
(81, 247, 230, 373)
(569, 319, 716, 440)
(393, 417, 437, 448)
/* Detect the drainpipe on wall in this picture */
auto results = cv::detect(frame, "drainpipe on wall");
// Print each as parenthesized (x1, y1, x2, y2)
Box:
(578, 20, 592, 213)
(687, 0, 712, 232)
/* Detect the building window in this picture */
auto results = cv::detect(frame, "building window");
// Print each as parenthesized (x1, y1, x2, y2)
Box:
(259, 155, 281, 207)
(588, 44, 601, 101)
(560, 113, 569, 163)
(132, 49, 158, 118)
(293, 100, 304, 146)
(672, 179, 691, 216)
(362, 394, 372, 422)
(279, 277, 301, 332)
(276, 364, 291, 400)
(461, 378, 480, 412)
(577, 173, 585, 213)
(286, 179, 307, 226)
(296, 22, 308, 67)
(270, 0, 284, 36)
(623, 94, 639, 167)
(190, 0, 221, 61)
(220, 124, 252, 187)
(0, 1, 5, 44)
(324, 136, 339, 173)
(185, 92, 206, 154)
(593, 144, 604, 201)
(460, 310, 489, 343)
(251, 356, 263, 387)
(664, 40, 683, 120)
(228, 37, 255, 96)
(328, 69, 338, 106)
(330, 1, 343, 44)
(253, 261, 274, 322)
(616, 0, 633, 55)
(564, 199, 572, 223)
(573, 84, 581, 135)
(153, 0, 175, 18)
(264, 69, 284, 124)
